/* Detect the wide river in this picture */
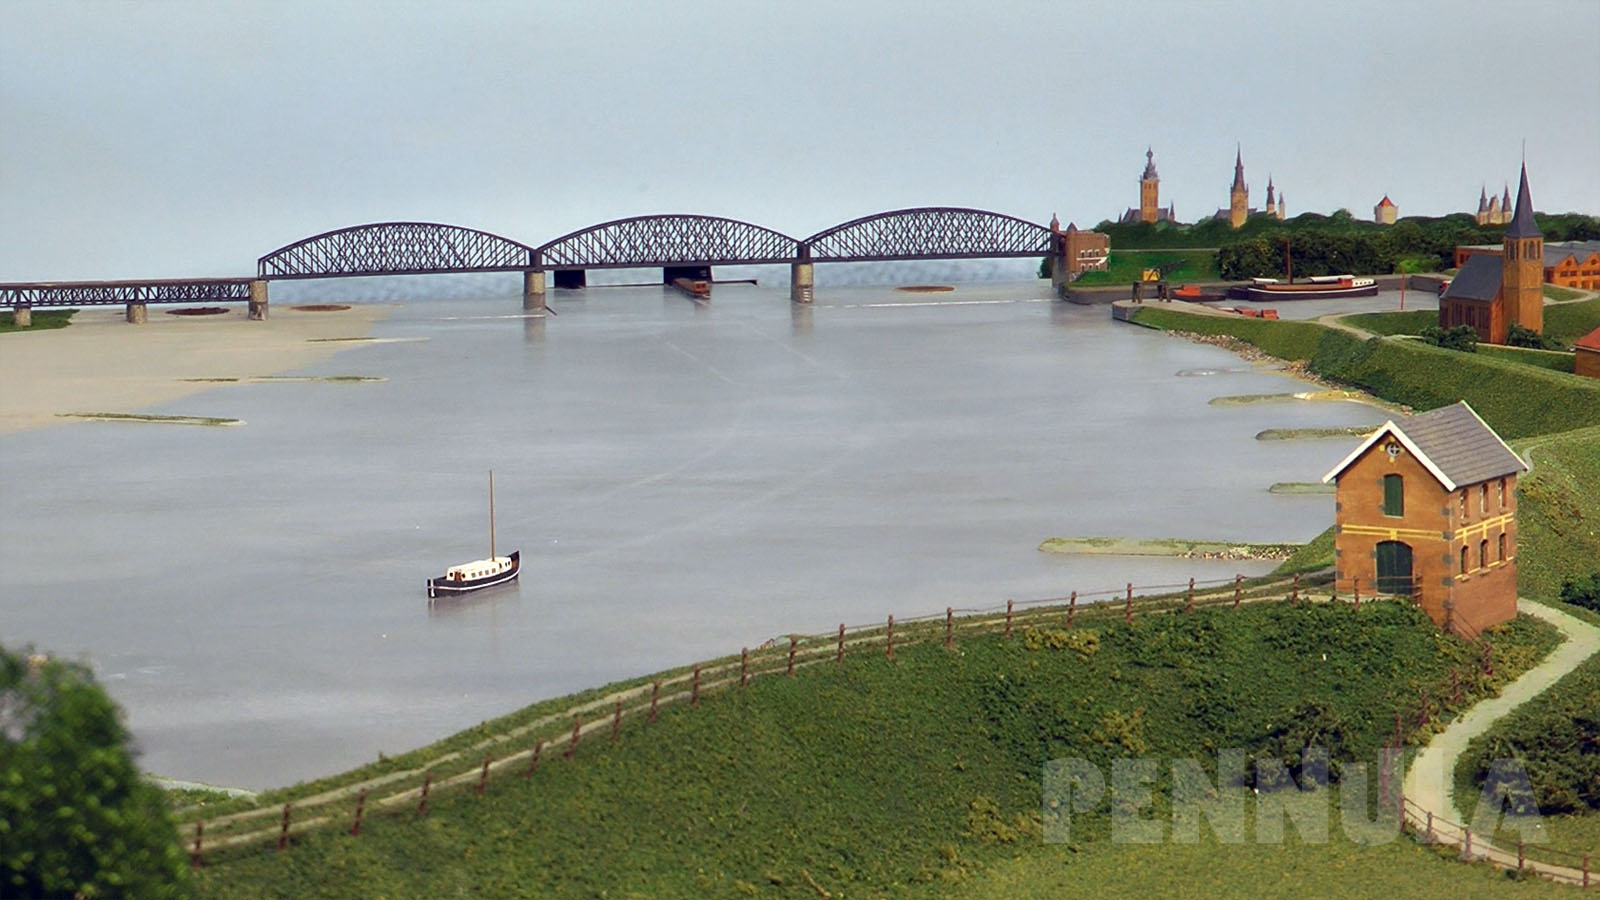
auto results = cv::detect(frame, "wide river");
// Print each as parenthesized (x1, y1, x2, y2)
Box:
(0, 272, 1429, 790)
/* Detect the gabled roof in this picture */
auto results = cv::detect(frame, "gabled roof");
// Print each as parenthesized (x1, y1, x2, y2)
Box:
(1576, 326, 1600, 353)
(1322, 401, 1525, 490)
(1376, 195, 1395, 208)
(1440, 252, 1502, 302)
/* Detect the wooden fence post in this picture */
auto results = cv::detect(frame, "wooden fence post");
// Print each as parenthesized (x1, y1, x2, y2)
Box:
(351, 789, 367, 836)
(278, 803, 292, 851)
(1418, 689, 1430, 728)
(524, 739, 544, 778)
(787, 636, 797, 676)
(418, 773, 431, 816)
(836, 624, 845, 665)
(611, 701, 623, 743)
(1516, 840, 1524, 872)
(1185, 577, 1195, 614)
(1004, 599, 1013, 638)
(1462, 827, 1472, 861)
(691, 664, 701, 706)
(649, 681, 660, 723)
(1582, 852, 1589, 888)
(190, 821, 204, 869)
(740, 647, 749, 687)
(886, 615, 895, 661)
(565, 716, 582, 759)
(1424, 810, 1433, 843)
(1354, 578, 1361, 609)
(1125, 583, 1133, 625)
(1233, 574, 1242, 609)
(477, 752, 492, 796)
(1292, 573, 1300, 605)
(1451, 668, 1460, 705)
(945, 607, 953, 649)
(1067, 591, 1076, 627)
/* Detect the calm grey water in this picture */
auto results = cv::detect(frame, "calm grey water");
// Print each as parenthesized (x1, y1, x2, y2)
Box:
(0, 276, 1420, 790)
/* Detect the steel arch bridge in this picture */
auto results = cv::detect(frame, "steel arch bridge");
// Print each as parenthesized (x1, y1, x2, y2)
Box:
(257, 222, 538, 279)
(802, 207, 1052, 262)
(536, 214, 800, 269)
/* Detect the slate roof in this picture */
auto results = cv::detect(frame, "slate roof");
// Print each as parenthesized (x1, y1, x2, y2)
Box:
(1441, 253, 1502, 303)
(1545, 241, 1600, 267)
(1323, 401, 1526, 490)
(1505, 163, 1541, 239)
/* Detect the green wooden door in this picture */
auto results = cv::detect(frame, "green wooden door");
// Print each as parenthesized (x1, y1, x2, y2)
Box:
(1375, 541, 1414, 595)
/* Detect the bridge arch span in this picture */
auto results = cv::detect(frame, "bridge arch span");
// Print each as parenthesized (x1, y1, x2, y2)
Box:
(803, 207, 1052, 263)
(536, 215, 800, 270)
(257, 222, 539, 279)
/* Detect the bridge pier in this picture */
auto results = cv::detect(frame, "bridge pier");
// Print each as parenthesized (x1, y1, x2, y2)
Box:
(125, 302, 148, 324)
(10, 305, 30, 328)
(248, 280, 269, 320)
(790, 262, 814, 304)
(522, 270, 546, 312)
(1048, 253, 1069, 297)
(553, 270, 586, 290)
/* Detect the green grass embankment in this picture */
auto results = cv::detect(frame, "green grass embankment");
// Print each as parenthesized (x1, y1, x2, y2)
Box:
(0, 309, 75, 333)
(1543, 296, 1600, 347)
(1071, 250, 1219, 287)
(1128, 306, 1600, 440)
(192, 602, 1559, 899)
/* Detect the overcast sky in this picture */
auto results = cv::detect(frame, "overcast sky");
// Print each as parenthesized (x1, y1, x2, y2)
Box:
(2, 0, 1597, 280)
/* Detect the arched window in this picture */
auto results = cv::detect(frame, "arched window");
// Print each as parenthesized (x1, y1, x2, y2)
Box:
(1480, 539, 1488, 570)
(1460, 546, 1469, 575)
(1498, 532, 1507, 562)
(1498, 477, 1506, 508)
(1383, 474, 1404, 517)
(1480, 484, 1488, 514)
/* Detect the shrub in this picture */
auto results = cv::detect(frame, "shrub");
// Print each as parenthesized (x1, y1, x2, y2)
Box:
(1558, 572, 1600, 613)
(1419, 324, 1479, 352)
(1506, 323, 1556, 350)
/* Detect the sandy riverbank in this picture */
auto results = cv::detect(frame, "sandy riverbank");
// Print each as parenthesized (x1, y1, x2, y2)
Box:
(0, 305, 389, 435)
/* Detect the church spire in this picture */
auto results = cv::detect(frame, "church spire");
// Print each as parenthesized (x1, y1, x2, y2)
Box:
(1231, 145, 1246, 192)
(1505, 162, 1540, 239)
(1142, 146, 1158, 180)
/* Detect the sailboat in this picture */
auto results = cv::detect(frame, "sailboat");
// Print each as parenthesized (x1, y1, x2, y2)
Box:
(426, 470, 520, 601)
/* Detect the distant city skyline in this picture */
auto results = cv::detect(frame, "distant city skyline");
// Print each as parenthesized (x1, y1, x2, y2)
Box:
(2, 0, 1597, 280)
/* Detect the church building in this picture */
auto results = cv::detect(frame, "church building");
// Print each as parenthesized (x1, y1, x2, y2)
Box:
(1118, 148, 1178, 224)
(1210, 148, 1281, 227)
(1438, 163, 1544, 344)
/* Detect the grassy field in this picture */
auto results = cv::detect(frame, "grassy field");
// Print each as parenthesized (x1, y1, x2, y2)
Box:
(1072, 250, 1220, 287)
(1340, 310, 1436, 337)
(192, 601, 1560, 898)
(1128, 306, 1600, 440)
(0, 308, 74, 333)
(1542, 296, 1600, 347)
(1543, 284, 1587, 303)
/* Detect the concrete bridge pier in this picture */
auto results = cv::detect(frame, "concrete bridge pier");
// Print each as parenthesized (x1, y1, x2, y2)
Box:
(790, 262, 814, 304)
(522, 269, 546, 312)
(10, 305, 30, 328)
(125, 302, 147, 324)
(248, 280, 269, 320)
(1047, 253, 1069, 297)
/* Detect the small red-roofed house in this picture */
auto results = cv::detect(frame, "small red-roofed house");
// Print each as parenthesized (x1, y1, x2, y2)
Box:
(1576, 326, 1600, 379)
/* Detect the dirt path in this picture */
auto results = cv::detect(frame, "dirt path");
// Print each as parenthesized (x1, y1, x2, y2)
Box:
(1401, 599, 1600, 883)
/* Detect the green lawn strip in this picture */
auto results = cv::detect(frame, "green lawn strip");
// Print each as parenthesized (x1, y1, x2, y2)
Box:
(1256, 426, 1374, 440)
(1070, 250, 1219, 287)
(1475, 345, 1575, 374)
(1341, 309, 1438, 337)
(0, 308, 75, 333)
(1542, 296, 1600, 347)
(1543, 285, 1587, 303)
(1269, 482, 1336, 495)
(1512, 426, 1600, 603)
(1037, 537, 1298, 560)
(934, 789, 1576, 899)
(1128, 305, 1600, 440)
(192, 601, 1557, 897)
(1271, 526, 1335, 577)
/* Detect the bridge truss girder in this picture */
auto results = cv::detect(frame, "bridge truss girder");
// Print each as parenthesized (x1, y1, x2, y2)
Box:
(802, 207, 1053, 262)
(537, 215, 800, 270)
(257, 222, 537, 279)
(0, 279, 255, 308)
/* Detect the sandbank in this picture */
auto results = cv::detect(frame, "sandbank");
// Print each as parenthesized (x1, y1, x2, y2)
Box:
(0, 305, 388, 435)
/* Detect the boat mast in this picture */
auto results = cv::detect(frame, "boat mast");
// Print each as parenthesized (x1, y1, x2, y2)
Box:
(489, 469, 496, 560)
(1283, 239, 1293, 284)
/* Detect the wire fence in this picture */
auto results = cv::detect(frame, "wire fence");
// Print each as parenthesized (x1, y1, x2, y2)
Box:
(173, 569, 1591, 888)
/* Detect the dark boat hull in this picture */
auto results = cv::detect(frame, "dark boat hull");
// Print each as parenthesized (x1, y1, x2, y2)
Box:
(426, 550, 520, 600)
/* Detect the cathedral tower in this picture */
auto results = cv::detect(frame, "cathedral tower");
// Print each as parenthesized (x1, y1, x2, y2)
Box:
(1229, 147, 1249, 229)
(1502, 163, 1543, 335)
(1139, 148, 1160, 224)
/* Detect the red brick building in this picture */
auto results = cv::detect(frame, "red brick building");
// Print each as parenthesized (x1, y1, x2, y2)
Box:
(1576, 327, 1600, 379)
(1439, 164, 1543, 344)
(1322, 401, 1526, 636)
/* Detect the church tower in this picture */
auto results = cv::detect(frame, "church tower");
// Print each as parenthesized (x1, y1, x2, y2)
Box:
(1502, 163, 1543, 335)
(1499, 185, 1513, 226)
(1139, 148, 1160, 224)
(1265, 175, 1276, 219)
(1476, 186, 1490, 225)
(1229, 147, 1249, 229)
